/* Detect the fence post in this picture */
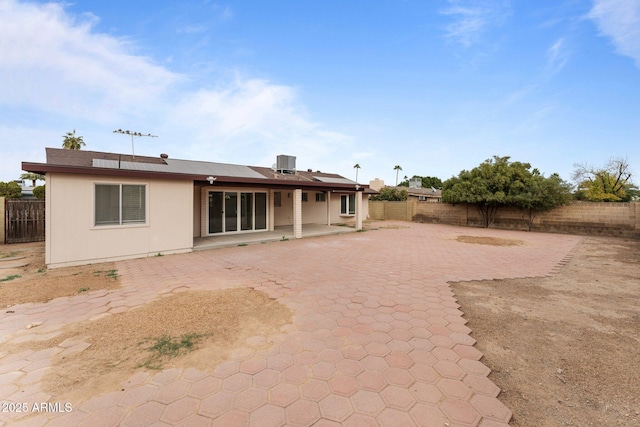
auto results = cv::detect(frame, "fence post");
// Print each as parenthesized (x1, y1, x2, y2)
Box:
(0, 197, 5, 244)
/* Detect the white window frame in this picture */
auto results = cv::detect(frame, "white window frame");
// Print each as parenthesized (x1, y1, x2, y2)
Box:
(340, 194, 356, 216)
(94, 183, 147, 227)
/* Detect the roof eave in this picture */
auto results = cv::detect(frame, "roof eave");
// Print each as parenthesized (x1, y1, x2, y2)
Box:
(22, 162, 369, 191)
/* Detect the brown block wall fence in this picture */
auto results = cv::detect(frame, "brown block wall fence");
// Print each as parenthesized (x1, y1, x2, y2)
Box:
(369, 200, 640, 238)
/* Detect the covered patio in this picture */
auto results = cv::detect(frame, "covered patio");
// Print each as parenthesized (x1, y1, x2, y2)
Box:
(193, 223, 358, 250)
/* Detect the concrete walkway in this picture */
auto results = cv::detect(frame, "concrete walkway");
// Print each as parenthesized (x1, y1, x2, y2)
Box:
(193, 224, 357, 250)
(0, 222, 583, 426)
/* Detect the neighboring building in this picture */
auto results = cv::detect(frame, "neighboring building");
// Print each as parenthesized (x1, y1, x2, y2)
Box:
(369, 178, 385, 192)
(12, 180, 36, 199)
(405, 186, 442, 202)
(403, 178, 442, 202)
(371, 177, 442, 202)
(22, 148, 370, 268)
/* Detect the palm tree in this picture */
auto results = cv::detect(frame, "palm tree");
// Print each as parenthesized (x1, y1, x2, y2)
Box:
(353, 164, 361, 183)
(394, 165, 403, 186)
(20, 172, 45, 187)
(62, 129, 85, 150)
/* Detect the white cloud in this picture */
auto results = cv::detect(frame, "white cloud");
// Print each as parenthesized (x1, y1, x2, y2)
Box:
(172, 77, 352, 169)
(0, 0, 350, 181)
(589, 0, 640, 68)
(441, 0, 511, 47)
(545, 38, 569, 76)
(0, 0, 180, 123)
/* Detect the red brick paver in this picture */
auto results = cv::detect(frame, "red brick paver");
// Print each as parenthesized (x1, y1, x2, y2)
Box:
(0, 222, 582, 426)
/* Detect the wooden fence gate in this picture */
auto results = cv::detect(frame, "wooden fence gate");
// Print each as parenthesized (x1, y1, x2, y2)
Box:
(4, 199, 45, 244)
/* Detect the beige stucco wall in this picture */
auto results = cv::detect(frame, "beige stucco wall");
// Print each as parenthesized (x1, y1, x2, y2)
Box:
(46, 173, 193, 268)
(274, 191, 369, 226)
(302, 191, 330, 224)
(274, 190, 294, 226)
(328, 192, 369, 224)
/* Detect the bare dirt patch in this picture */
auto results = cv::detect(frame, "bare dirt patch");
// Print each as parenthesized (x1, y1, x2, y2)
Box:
(456, 235, 523, 246)
(10, 288, 292, 404)
(0, 242, 120, 307)
(2, 242, 292, 406)
(452, 236, 640, 426)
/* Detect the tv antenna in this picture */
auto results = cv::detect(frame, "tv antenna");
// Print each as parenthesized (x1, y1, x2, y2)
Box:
(112, 129, 158, 159)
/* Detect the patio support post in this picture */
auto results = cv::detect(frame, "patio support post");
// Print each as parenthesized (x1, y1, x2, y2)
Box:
(326, 191, 331, 225)
(200, 186, 208, 237)
(0, 197, 5, 244)
(293, 188, 302, 238)
(356, 190, 363, 230)
(269, 189, 275, 231)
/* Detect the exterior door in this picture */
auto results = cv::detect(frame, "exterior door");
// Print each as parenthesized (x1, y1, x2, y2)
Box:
(208, 191, 268, 235)
(225, 192, 238, 232)
(208, 192, 223, 233)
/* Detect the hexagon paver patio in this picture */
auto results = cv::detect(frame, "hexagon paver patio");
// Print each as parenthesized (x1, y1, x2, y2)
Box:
(0, 222, 582, 426)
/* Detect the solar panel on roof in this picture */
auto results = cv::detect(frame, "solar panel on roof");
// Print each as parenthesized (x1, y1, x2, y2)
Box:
(92, 158, 267, 179)
(312, 176, 356, 184)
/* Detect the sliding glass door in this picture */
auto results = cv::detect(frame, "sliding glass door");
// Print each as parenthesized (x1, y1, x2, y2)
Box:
(208, 191, 267, 234)
(208, 192, 223, 233)
(241, 192, 253, 231)
(225, 192, 238, 232)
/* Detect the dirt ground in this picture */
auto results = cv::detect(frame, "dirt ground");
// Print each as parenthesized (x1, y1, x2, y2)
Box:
(1, 243, 292, 407)
(0, 242, 120, 307)
(2, 235, 639, 425)
(452, 235, 640, 426)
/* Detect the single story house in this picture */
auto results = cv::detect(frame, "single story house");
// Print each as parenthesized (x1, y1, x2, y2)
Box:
(405, 187, 442, 202)
(22, 148, 371, 268)
(369, 178, 441, 202)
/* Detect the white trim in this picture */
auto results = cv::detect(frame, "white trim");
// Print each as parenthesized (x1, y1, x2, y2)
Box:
(340, 193, 356, 216)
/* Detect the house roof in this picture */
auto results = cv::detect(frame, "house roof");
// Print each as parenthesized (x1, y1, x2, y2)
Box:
(23, 148, 370, 192)
(408, 187, 442, 197)
(393, 186, 442, 197)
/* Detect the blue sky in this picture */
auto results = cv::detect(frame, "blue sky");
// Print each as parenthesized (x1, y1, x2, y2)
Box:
(1, 0, 639, 186)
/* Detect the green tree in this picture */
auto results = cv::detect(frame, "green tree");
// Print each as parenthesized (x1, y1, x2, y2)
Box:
(393, 165, 402, 186)
(33, 185, 46, 199)
(20, 172, 45, 187)
(62, 129, 85, 150)
(572, 157, 633, 202)
(370, 186, 408, 201)
(0, 181, 23, 199)
(442, 156, 572, 228)
(512, 172, 573, 230)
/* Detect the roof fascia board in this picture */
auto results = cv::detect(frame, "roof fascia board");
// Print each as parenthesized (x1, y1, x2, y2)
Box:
(22, 162, 369, 190)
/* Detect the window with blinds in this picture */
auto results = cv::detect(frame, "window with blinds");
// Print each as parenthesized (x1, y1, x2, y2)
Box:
(95, 184, 146, 226)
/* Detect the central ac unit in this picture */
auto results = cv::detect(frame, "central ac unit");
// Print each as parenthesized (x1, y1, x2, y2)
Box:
(276, 155, 296, 174)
